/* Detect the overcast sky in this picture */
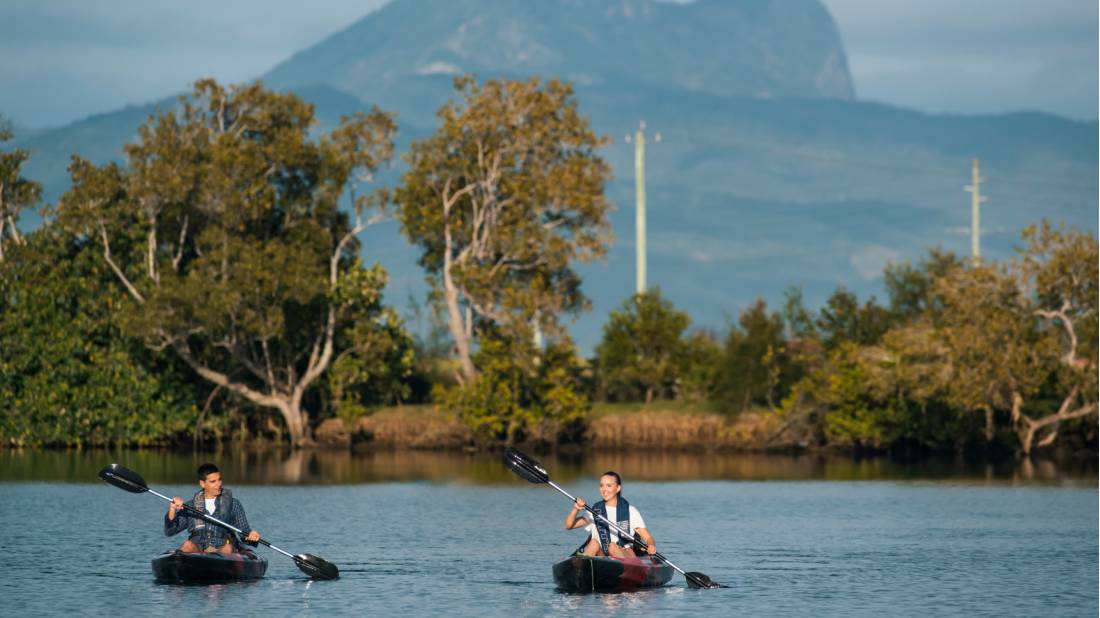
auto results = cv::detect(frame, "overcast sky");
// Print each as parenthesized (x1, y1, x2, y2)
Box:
(1, 0, 1096, 130)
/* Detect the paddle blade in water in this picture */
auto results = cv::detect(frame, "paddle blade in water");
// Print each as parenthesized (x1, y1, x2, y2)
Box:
(685, 571, 722, 589)
(503, 447, 549, 484)
(98, 464, 149, 494)
(294, 554, 340, 580)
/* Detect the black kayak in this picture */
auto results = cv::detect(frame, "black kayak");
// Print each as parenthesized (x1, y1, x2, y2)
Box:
(553, 554, 674, 593)
(152, 550, 268, 583)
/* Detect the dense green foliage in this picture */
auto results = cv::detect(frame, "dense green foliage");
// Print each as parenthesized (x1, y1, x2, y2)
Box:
(438, 333, 587, 445)
(0, 229, 197, 446)
(52, 80, 405, 446)
(770, 225, 1097, 454)
(1, 77, 1095, 455)
(595, 290, 691, 404)
(711, 299, 800, 413)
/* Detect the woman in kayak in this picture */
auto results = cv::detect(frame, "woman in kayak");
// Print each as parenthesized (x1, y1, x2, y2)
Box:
(564, 471, 656, 558)
(165, 463, 261, 554)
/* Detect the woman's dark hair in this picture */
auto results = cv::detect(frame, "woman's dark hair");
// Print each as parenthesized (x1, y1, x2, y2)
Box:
(196, 463, 219, 480)
(601, 471, 623, 496)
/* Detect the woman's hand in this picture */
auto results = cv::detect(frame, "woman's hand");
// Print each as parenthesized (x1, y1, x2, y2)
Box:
(246, 531, 260, 542)
(645, 543, 657, 555)
(565, 498, 588, 529)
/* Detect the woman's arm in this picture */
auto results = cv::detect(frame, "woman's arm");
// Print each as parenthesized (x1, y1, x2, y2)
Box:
(564, 497, 589, 529)
(635, 527, 656, 554)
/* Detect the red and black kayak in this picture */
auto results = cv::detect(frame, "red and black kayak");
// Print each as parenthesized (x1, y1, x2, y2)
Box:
(553, 554, 674, 592)
(152, 550, 268, 584)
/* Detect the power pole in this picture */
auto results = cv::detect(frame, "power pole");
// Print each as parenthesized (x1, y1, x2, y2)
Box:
(964, 158, 986, 266)
(625, 121, 659, 294)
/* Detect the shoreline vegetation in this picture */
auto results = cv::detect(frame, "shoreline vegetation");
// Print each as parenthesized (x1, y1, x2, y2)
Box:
(1, 79, 1096, 458)
(200, 403, 1098, 460)
(328, 403, 773, 452)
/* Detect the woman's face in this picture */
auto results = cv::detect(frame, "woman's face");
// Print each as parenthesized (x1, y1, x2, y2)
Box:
(599, 475, 621, 502)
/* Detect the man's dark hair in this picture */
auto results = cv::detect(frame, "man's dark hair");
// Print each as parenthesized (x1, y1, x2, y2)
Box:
(196, 463, 219, 480)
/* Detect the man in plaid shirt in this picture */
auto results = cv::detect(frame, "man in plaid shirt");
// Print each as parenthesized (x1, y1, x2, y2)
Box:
(165, 463, 262, 554)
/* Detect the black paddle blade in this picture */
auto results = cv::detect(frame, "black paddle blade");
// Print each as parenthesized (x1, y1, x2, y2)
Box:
(685, 571, 722, 589)
(503, 447, 549, 484)
(294, 554, 340, 580)
(98, 464, 150, 494)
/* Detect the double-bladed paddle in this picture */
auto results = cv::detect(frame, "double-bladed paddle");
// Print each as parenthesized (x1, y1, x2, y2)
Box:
(98, 463, 339, 581)
(503, 447, 722, 589)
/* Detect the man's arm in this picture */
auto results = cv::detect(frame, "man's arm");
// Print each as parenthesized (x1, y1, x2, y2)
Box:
(164, 497, 190, 536)
(231, 499, 260, 542)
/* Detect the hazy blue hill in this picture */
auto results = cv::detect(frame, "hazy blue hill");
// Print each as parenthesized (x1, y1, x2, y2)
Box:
(9, 0, 1097, 350)
(263, 0, 853, 121)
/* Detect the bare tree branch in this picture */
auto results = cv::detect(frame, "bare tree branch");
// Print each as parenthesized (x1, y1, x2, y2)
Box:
(172, 215, 189, 271)
(1035, 299, 1078, 365)
(100, 224, 146, 303)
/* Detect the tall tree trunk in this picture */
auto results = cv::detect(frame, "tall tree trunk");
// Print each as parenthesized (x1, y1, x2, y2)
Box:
(174, 345, 312, 447)
(275, 401, 307, 448)
(443, 259, 476, 383)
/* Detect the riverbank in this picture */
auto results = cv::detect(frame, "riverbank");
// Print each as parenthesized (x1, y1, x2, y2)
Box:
(318, 402, 782, 452)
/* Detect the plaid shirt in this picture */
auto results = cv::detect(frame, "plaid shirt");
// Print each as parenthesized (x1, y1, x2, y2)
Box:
(164, 489, 252, 550)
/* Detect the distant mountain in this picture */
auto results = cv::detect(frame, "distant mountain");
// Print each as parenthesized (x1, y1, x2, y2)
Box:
(11, 0, 1097, 351)
(264, 0, 853, 126)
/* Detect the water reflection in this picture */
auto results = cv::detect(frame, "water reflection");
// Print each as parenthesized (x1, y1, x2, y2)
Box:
(1, 448, 1094, 485)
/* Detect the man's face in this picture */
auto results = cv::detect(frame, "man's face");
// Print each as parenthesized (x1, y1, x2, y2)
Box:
(199, 472, 222, 496)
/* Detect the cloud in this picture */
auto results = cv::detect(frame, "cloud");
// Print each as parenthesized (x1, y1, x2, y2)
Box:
(848, 244, 900, 280)
(417, 61, 463, 76)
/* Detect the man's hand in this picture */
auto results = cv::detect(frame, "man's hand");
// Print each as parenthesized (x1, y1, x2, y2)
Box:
(168, 497, 184, 520)
(645, 543, 657, 555)
(246, 531, 261, 543)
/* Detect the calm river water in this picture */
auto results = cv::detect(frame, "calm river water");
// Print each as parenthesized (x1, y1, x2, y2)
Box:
(1, 450, 1095, 617)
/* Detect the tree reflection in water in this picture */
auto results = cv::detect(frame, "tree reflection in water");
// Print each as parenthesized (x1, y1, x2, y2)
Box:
(0, 449, 1094, 485)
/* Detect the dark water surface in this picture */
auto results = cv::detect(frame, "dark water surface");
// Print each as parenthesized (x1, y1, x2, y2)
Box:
(2, 450, 1096, 616)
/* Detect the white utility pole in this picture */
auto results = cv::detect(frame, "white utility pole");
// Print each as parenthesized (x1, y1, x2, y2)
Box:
(964, 158, 986, 266)
(626, 121, 660, 294)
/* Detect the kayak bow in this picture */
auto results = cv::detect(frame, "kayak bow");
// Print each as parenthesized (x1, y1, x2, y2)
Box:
(152, 550, 268, 584)
(553, 554, 674, 593)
